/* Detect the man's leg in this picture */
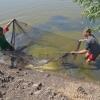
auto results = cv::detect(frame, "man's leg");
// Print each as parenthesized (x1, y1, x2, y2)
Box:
(86, 58, 91, 64)
(85, 52, 89, 59)
(85, 52, 95, 64)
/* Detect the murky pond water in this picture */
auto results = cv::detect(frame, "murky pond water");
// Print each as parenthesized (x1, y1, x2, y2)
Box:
(0, 0, 100, 81)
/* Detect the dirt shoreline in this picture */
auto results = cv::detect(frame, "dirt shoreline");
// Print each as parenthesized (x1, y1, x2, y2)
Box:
(0, 64, 100, 100)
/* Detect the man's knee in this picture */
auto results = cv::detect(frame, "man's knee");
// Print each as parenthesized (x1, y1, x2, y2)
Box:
(85, 58, 91, 64)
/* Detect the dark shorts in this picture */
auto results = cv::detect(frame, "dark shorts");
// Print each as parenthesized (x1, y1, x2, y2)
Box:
(86, 52, 96, 61)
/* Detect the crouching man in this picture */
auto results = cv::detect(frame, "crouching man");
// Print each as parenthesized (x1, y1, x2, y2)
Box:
(0, 27, 14, 51)
(0, 27, 15, 68)
(71, 28, 100, 64)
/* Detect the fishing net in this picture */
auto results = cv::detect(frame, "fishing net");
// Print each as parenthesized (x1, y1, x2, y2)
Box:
(1, 18, 100, 82)
(4, 19, 43, 50)
(2, 19, 85, 67)
(3, 19, 78, 53)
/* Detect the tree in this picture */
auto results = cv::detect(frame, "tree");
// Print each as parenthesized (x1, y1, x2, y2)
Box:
(74, 0, 100, 20)
(74, 0, 100, 31)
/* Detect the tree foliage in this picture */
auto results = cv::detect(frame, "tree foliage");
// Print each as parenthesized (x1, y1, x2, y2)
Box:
(74, 0, 100, 21)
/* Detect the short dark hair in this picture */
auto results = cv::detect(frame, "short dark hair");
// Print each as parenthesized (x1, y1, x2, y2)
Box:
(85, 28, 92, 34)
(0, 27, 3, 32)
(83, 28, 92, 36)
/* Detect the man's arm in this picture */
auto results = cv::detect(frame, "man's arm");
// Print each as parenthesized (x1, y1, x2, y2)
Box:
(76, 49, 88, 54)
(71, 49, 88, 54)
(79, 39, 87, 42)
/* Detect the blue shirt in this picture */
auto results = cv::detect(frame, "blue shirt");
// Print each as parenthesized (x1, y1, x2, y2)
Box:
(86, 35, 100, 58)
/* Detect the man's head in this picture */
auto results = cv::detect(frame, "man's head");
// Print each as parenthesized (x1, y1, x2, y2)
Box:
(0, 27, 3, 35)
(83, 28, 92, 38)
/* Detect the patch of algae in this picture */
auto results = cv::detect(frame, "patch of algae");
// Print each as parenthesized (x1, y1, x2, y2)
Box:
(26, 61, 62, 71)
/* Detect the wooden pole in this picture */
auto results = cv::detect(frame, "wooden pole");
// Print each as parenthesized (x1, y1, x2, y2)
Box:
(10, 19, 16, 68)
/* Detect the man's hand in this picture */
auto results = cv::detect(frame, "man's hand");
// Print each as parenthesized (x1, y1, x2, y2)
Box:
(79, 39, 87, 42)
(3, 25, 9, 33)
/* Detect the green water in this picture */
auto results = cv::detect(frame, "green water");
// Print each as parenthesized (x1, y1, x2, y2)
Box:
(0, 0, 100, 81)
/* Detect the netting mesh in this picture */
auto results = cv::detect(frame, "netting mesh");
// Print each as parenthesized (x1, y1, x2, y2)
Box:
(1, 19, 100, 79)
(5, 19, 43, 50)
(3, 19, 85, 64)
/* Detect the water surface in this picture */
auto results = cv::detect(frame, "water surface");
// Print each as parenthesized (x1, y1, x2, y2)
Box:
(0, 0, 100, 81)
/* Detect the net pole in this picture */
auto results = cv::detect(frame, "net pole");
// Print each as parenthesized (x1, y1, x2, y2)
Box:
(10, 19, 16, 68)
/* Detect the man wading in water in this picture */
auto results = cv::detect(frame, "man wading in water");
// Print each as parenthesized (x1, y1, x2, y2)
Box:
(0, 26, 15, 68)
(71, 28, 100, 64)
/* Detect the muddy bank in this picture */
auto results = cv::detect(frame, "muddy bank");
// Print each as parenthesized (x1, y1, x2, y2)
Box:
(0, 63, 100, 100)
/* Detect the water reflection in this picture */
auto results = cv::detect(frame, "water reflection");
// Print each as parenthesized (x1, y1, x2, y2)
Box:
(36, 15, 100, 35)
(36, 16, 84, 32)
